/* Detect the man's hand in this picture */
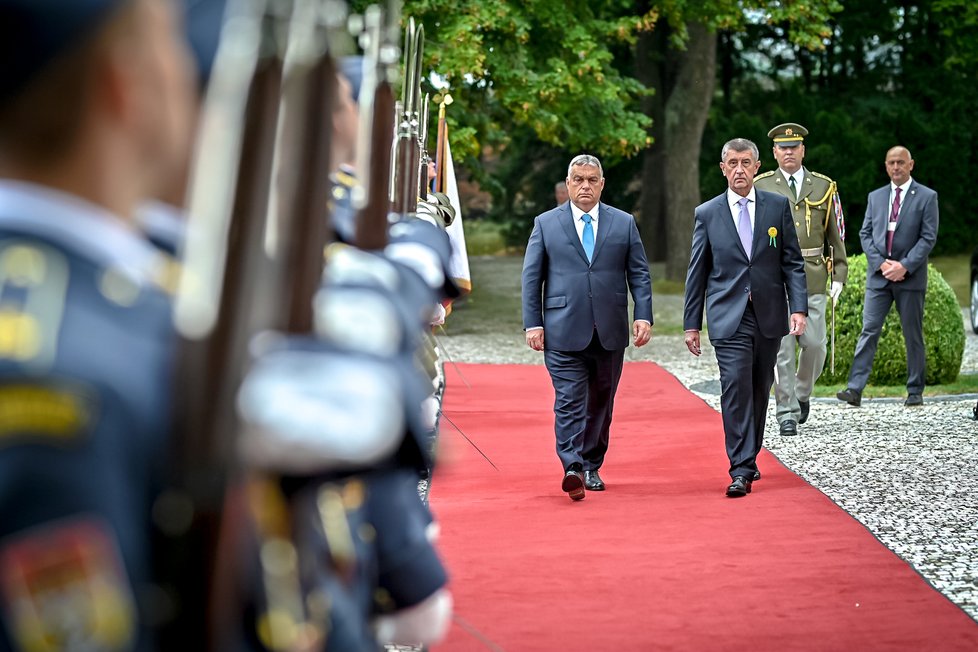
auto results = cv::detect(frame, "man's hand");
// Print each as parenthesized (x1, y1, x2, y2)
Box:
(684, 329, 701, 357)
(525, 328, 545, 351)
(881, 259, 907, 282)
(788, 312, 807, 336)
(829, 281, 843, 304)
(633, 321, 652, 347)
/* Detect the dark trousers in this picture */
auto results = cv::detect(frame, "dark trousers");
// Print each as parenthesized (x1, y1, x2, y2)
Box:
(712, 303, 780, 479)
(544, 330, 625, 472)
(847, 285, 926, 394)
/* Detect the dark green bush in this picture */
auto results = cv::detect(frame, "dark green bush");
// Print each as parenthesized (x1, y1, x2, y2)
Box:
(817, 254, 964, 386)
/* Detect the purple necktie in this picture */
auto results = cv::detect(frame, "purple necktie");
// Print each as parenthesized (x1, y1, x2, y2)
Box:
(886, 187, 902, 256)
(737, 197, 752, 258)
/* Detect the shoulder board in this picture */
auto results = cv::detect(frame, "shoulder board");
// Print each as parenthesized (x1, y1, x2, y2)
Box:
(755, 170, 776, 180)
(334, 170, 356, 188)
(810, 171, 834, 183)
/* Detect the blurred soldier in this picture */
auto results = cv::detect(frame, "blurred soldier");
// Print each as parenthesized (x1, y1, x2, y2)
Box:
(231, 52, 453, 650)
(754, 123, 847, 436)
(326, 56, 363, 244)
(555, 180, 569, 206)
(0, 0, 197, 649)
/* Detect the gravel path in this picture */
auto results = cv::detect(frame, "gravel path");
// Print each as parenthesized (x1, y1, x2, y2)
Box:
(434, 303, 978, 623)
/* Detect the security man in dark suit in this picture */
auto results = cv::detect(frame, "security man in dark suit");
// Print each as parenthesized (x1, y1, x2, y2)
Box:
(755, 123, 848, 436)
(683, 138, 808, 497)
(837, 146, 939, 407)
(0, 0, 198, 649)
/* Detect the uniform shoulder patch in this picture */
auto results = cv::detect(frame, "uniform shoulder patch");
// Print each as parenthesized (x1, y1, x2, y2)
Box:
(0, 240, 69, 369)
(810, 170, 835, 183)
(0, 517, 137, 651)
(754, 170, 776, 180)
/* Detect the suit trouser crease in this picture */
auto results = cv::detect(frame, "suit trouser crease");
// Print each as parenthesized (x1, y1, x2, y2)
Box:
(544, 332, 625, 472)
(774, 292, 828, 422)
(847, 285, 926, 393)
(712, 303, 780, 479)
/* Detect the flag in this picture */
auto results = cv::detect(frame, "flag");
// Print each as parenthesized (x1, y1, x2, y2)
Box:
(442, 137, 471, 296)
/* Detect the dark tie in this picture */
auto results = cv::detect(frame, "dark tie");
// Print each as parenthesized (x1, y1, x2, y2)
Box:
(886, 187, 902, 256)
(788, 175, 798, 202)
(737, 197, 752, 258)
(582, 213, 595, 262)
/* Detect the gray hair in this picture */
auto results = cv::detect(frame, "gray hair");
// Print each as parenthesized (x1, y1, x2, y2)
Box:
(720, 138, 759, 163)
(567, 154, 603, 179)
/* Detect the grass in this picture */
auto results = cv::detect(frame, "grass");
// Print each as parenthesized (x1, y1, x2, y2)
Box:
(930, 253, 971, 306)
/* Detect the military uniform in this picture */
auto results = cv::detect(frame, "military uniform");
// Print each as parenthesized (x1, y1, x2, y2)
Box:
(754, 123, 848, 429)
(0, 182, 177, 651)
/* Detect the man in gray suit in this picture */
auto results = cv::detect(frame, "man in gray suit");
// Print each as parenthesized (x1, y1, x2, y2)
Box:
(837, 146, 939, 407)
(522, 154, 653, 501)
(683, 138, 808, 497)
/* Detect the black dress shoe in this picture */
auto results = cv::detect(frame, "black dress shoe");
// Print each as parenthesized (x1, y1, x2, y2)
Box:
(779, 419, 798, 436)
(753, 470, 761, 481)
(798, 400, 810, 424)
(562, 470, 585, 501)
(836, 388, 862, 407)
(584, 470, 605, 491)
(726, 476, 752, 497)
(905, 393, 923, 406)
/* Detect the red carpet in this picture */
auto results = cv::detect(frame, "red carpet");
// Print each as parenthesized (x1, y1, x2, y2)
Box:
(430, 362, 978, 651)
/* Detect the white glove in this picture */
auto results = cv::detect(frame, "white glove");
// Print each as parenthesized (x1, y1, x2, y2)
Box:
(829, 281, 843, 303)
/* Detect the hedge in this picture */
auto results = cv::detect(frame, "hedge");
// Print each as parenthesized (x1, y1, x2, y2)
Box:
(815, 254, 964, 386)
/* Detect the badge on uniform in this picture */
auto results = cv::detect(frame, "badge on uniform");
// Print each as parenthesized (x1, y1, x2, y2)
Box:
(0, 517, 137, 652)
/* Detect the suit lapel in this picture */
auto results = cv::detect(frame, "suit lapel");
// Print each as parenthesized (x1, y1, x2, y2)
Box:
(715, 193, 747, 260)
(558, 203, 589, 264)
(752, 191, 767, 257)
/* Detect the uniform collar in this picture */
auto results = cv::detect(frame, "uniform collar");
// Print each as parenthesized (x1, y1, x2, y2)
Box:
(0, 180, 165, 286)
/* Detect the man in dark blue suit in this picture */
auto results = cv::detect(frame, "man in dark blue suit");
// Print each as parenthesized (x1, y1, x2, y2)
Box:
(837, 146, 939, 408)
(683, 138, 808, 497)
(522, 154, 653, 501)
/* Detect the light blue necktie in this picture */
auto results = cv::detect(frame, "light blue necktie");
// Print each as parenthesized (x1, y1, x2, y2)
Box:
(737, 197, 752, 258)
(582, 213, 595, 263)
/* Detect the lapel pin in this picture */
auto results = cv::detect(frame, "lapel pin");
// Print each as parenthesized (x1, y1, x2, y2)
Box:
(768, 227, 778, 246)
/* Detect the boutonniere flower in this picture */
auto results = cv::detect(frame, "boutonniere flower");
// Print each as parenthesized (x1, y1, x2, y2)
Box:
(768, 227, 778, 246)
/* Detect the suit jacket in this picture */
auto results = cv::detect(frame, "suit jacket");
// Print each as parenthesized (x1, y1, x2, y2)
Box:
(521, 201, 653, 351)
(683, 189, 808, 340)
(860, 180, 938, 291)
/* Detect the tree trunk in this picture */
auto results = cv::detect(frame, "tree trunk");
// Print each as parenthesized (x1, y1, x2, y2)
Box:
(664, 22, 717, 281)
(636, 25, 668, 262)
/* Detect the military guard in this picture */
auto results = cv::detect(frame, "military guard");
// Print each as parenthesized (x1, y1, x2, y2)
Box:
(0, 0, 199, 649)
(755, 123, 848, 435)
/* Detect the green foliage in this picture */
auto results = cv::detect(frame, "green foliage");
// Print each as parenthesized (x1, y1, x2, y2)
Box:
(705, 0, 978, 257)
(817, 255, 965, 387)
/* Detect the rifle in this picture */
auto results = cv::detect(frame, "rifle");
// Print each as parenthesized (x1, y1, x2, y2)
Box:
(354, 1, 400, 251)
(164, 0, 340, 647)
(433, 94, 453, 194)
(391, 17, 424, 214)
